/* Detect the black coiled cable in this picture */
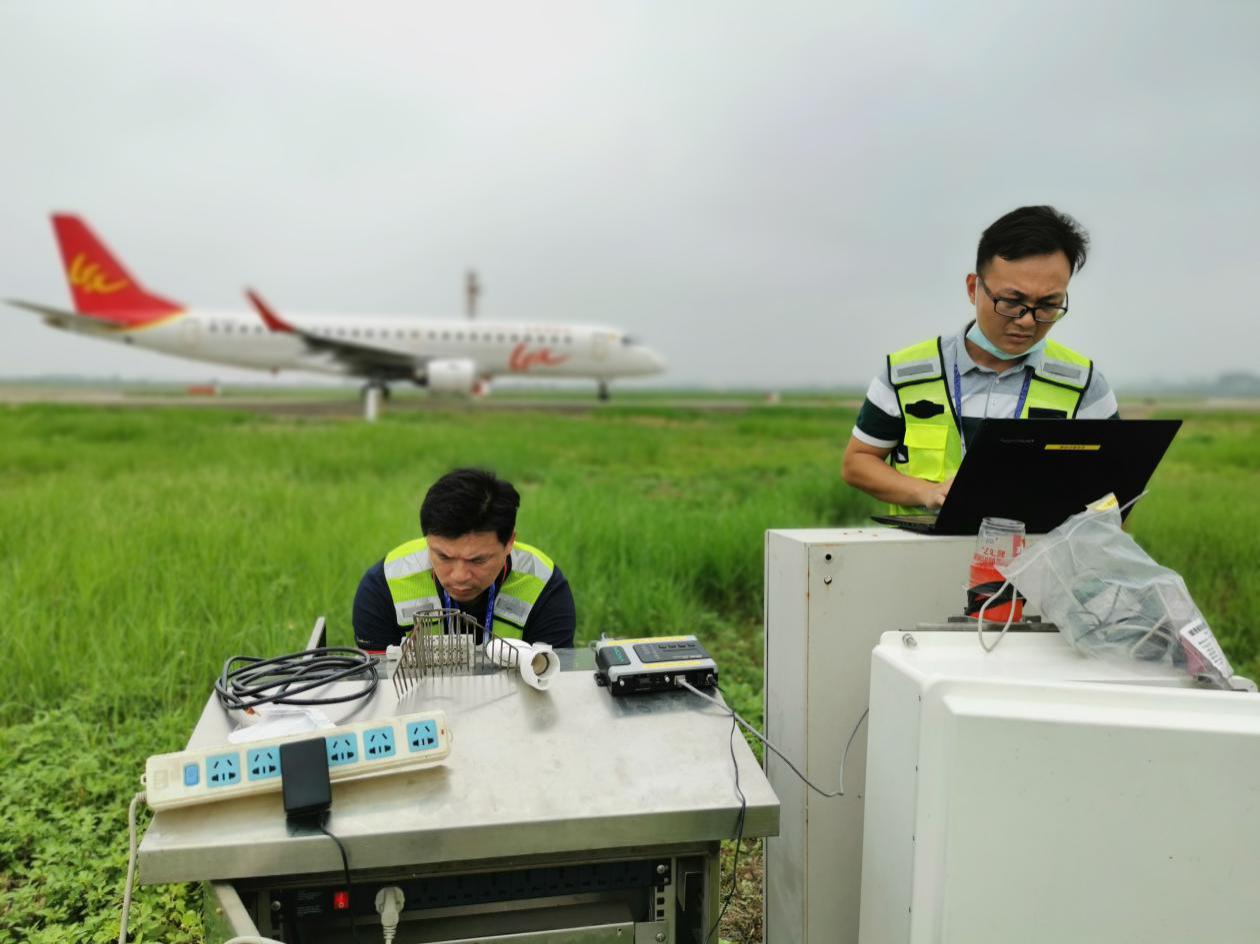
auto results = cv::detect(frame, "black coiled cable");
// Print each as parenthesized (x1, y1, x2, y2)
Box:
(215, 647, 378, 711)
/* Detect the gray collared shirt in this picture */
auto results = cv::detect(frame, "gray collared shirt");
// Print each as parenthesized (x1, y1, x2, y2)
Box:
(852, 323, 1119, 450)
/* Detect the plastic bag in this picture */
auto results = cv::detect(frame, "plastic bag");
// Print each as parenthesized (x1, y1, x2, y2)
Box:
(997, 494, 1234, 687)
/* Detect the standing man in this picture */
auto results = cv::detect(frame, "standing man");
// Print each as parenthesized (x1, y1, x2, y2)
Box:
(353, 468, 576, 651)
(842, 205, 1119, 514)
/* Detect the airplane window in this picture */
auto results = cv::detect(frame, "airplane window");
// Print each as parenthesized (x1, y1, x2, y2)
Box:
(455, 332, 464, 341)
(565, 336, 573, 344)
(338, 328, 345, 337)
(524, 334, 533, 342)
(352, 329, 360, 337)
(510, 334, 519, 342)
(366, 329, 374, 338)
(410, 330, 419, 339)
(550, 335, 559, 344)
(209, 323, 218, 332)
(442, 331, 450, 340)
(496, 333, 505, 342)
(622, 336, 637, 345)
(427, 330, 436, 340)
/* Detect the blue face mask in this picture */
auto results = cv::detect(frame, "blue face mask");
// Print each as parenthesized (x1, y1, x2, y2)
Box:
(967, 322, 1045, 361)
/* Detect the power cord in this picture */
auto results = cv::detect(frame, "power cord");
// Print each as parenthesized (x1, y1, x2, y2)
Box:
(704, 704, 747, 944)
(316, 818, 364, 944)
(119, 790, 288, 944)
(118, 791, 146, 944)
(215, 647, 378, 712)
(679, 681, 868, 944)
(374, 886, 405, 944)
(679, 679, 866, 798)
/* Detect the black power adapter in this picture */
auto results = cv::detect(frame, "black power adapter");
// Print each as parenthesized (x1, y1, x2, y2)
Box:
(280, 738, 332, 824)
(278, 739, 362, 942)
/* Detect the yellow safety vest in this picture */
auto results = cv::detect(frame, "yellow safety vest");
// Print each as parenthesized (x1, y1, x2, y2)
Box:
(382, 538, 555, 640)
(885, 336, 1092, 514)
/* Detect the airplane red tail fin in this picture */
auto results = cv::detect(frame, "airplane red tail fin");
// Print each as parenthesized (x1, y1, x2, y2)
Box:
(51, 214, 182, 326)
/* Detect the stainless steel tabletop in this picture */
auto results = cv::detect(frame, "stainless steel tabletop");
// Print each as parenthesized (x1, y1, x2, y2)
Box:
(139, 655, 779, 885)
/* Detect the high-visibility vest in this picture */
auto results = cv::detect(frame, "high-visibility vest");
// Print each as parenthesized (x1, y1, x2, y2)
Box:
(885, 336, 1092, 514)
(382, 538, 555, 640)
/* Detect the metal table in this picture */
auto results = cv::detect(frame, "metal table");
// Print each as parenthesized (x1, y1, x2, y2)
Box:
(139, 649, 779, 943)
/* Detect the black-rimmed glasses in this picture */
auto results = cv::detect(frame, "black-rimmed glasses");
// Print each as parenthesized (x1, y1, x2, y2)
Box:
(978, 276, 1069, 324)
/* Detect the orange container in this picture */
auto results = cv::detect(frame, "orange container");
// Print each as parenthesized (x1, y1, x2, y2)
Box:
(966, 517, 1025, 622)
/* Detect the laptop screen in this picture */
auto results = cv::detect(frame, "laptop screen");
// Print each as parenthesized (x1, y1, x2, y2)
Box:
(925, 418, 1181, 535)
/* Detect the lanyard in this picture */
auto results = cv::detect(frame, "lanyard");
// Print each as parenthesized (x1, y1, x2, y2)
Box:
(441, 582, 497, 642)
(953, 363, 1034, 457)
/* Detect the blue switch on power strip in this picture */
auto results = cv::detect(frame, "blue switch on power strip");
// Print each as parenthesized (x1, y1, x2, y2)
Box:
(183, 763, 200, 787)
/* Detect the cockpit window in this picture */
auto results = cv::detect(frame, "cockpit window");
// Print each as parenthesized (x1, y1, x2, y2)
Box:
(621, 335, 637, 346)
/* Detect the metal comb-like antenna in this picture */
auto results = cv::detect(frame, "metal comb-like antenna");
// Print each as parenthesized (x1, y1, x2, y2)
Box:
(391, 608, 520, 699)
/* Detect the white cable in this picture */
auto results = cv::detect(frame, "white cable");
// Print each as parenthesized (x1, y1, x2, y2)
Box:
(678, 679, 865, 798)
(119, 789, 287, 944)
(118, 791, 145, 944)
(977, 579, 1018, 653)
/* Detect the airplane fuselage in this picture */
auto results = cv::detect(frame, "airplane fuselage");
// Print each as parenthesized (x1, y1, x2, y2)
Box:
(57, 308, 664, 383)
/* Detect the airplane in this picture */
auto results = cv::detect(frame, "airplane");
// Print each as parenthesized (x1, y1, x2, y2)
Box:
(7, 214, 666, 399)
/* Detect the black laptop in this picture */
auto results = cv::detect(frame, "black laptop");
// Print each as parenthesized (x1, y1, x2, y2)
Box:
(870, 418, 1182, 535)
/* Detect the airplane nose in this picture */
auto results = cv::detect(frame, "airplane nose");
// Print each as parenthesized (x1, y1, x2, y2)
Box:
(639, 346, 666, 373)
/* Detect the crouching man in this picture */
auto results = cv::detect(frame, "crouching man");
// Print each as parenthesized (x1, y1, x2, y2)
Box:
(353, 467, 576, 652)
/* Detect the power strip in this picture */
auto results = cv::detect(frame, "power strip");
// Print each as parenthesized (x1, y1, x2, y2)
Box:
(144, 710, 451, 811)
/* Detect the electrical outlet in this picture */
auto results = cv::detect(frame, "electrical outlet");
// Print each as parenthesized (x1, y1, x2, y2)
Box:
(246, 747, 282, 782)
(326, 733, 359, 767)
(363, 726, 396, 759)
(406, 720, 439, 752)
(207, 752, 241, 788)
(144, 709, 451, 811)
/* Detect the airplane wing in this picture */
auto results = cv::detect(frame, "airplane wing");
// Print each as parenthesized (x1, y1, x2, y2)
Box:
(246, 289, 425, 381)
(6, 299, 131, 332)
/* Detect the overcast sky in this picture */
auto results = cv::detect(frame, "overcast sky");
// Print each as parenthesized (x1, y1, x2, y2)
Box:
(1, 1, 1257, 389)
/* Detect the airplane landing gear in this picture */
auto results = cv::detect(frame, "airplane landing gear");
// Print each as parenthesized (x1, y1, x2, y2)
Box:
(597, 381, 610, 402)
(361, 380, 390, 421)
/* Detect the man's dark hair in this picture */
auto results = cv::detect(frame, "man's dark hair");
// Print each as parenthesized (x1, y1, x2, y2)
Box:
(420, 468, 520, 543)
(976, 205, 1090, 276)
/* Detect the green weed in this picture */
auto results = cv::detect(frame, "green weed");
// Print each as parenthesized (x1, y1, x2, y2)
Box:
(1, 402, 1257, 942)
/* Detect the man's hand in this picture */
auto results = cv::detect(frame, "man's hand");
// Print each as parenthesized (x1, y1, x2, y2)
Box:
(917, 476, 953, 510)
(842, 437, 954, 510)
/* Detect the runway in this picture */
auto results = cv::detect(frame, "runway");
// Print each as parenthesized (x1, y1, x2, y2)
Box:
(0, 384, 860, 417)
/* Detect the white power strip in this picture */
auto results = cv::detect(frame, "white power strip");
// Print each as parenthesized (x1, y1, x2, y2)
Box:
(144, 709, 452, 811)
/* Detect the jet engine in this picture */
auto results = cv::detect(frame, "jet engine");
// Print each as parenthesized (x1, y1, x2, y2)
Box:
(422, 358, 478, 395)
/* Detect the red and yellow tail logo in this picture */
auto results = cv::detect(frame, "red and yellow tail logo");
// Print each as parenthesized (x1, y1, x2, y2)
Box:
(68, 253, 129, 295)
(51, 214, 182, 326)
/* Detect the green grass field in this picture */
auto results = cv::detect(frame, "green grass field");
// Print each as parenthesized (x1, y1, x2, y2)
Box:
(2, 400, 1258, 943)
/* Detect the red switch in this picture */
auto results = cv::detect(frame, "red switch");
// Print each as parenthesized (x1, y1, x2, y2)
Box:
(332, 890, 351, 911)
